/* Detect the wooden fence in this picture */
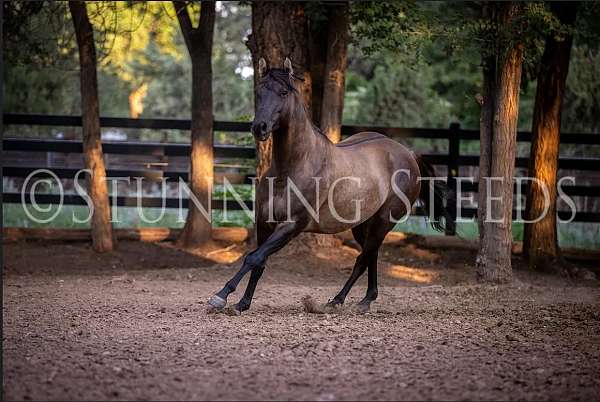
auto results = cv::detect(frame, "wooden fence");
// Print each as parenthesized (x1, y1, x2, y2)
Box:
(3, 113, 600, 235)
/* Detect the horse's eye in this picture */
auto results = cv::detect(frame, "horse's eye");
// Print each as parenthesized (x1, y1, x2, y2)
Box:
(279, 90, 288, 97)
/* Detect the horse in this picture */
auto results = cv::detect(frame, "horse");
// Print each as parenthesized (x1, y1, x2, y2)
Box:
(208, 57, 449, 314)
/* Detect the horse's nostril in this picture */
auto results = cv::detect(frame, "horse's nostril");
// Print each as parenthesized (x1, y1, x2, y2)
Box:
(259, 122, 267, 133)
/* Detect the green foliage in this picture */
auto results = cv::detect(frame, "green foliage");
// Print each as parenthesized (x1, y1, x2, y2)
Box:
(351, 1, 435, 59)
(393, 217, 600, 250)
(571, 2, 600, 47)
(2, 203, 253, 229)
(4, 1, 254, 140)
(4, 1, 600, 138)
(345, 54, 452, 128)
(3, 1, 75, 67)
(562, 45, 600, 134)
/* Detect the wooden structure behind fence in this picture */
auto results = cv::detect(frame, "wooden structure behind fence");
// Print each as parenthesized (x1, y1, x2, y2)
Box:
(3, 113, 600, 236)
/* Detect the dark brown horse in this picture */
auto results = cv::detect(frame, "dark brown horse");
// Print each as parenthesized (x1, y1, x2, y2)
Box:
(208, 58, 449, 313)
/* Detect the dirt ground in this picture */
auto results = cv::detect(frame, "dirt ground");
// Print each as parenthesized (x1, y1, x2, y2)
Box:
(3, 235, 600, 401)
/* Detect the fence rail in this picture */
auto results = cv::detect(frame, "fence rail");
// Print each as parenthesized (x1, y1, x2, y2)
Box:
(4, 113, 600, 231)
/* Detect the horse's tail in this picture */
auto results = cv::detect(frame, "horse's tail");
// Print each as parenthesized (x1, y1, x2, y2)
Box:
(415, 154, 452, 233)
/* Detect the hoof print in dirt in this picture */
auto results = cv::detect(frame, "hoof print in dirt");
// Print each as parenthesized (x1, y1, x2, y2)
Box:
(206, 305, 221, 314)
(222, 306, 242, 316)
(302, 295, 330, 314)
(354, 304, 371, 314)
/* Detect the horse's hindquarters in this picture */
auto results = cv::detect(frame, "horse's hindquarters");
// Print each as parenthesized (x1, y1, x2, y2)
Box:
(311, 137, 420, 234)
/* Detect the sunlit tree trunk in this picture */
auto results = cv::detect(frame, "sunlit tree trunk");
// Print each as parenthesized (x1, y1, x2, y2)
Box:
(69, 1, 114, 253)
(476, 3, 524, 283)
(319, 2, 349, 144)
(524, 2, 577, 270)
(173, 1, 216, 248)
(246, 1, 311, 179)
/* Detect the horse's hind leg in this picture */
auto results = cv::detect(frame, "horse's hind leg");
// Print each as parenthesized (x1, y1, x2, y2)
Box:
(357, 247, 380, 312)
(357, 213, 399, 312)
(326, 223, 370, 307)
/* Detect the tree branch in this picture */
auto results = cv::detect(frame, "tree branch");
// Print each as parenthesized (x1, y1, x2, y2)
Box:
(197, 1, 216, 53)
(173, 1, 194, 50)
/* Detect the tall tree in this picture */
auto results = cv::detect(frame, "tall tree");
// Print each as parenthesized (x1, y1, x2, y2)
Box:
(524, 2, 578, 270)
(173, 1, 216, 248)
(246, 1, 312, 178)
(69, 1, 114, 252)
(476, 3, 524, 283)
(317, 2, 350, 143)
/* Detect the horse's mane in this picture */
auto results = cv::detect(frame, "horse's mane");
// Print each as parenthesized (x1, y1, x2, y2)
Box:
(259, 68, 302, 93)
(259, 68, 329, 140)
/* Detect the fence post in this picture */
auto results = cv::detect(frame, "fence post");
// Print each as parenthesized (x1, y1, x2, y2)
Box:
(445, 122, 460, 236)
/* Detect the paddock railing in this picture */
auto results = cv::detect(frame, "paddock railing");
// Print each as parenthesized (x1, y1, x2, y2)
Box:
(3, 113, 600, 234)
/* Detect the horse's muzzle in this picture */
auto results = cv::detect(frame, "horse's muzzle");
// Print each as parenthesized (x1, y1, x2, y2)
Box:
(252, 121, 271, 141)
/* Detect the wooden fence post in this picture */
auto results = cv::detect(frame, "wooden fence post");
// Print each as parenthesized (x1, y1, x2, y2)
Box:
(445, 122, 460, 235)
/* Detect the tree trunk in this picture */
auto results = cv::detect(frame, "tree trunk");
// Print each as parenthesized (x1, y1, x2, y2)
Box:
(246, 1, 311, 178)
(69, 1, 114, 253)
(477, 58, 495, 239)
(308, 18, 328, 126)
(319, 3, 349, 144)
(524, 2, 577, 269)
(173, 1, 216, 248)
(476, 3, 524, 283)
(477, 2, 496, 239)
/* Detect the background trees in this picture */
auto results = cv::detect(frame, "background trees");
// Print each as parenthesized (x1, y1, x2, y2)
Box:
(3, 1, 600, 261)
(6, 2, 599, 136)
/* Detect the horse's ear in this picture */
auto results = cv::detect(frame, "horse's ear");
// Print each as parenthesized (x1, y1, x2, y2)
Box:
(258, 58, 267, 77)
(283, 57, 293, 76)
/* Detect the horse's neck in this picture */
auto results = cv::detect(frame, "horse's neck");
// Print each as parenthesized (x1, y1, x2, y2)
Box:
(271, 100, 331, 176)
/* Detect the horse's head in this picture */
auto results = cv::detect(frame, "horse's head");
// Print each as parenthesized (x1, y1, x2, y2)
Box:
(252, 57, 297, 141)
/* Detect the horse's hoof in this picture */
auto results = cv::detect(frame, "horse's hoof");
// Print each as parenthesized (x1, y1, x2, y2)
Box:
(356, 303, 370, 313)
(207, 295, 227, 310)
(325, 299, 343, 309)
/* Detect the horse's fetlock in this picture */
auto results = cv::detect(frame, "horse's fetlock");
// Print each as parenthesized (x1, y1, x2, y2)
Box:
(236, 300, 250, 312)
(367, 290, 378, 300)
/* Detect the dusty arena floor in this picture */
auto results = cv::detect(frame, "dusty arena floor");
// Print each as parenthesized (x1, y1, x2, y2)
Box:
(3, 236, 600, 401)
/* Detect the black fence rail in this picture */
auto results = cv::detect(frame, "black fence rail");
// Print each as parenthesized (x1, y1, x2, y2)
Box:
(3, 113, 600, 232)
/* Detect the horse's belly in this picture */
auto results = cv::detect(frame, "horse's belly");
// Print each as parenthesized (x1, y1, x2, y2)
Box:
(308, 179, 387, 233)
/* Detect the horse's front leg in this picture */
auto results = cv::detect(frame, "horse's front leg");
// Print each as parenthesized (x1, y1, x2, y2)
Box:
(207, 222, 301, 310)
(231, 221, 273, 313)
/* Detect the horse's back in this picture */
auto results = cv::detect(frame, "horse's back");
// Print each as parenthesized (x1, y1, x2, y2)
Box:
(336, 131, 417, 169)
(336, 131, 414, 163)
(336, 131, 388, 148)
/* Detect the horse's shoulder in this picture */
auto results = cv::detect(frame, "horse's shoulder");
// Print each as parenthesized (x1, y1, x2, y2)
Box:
(336, 131, 388, 147)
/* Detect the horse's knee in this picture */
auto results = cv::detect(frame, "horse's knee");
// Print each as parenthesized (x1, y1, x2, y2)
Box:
(244, 251, 265, 269)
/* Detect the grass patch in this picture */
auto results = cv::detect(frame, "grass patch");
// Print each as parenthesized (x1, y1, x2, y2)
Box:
(3, 203, 598, 250)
